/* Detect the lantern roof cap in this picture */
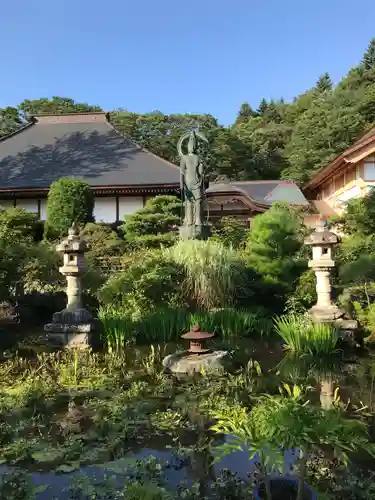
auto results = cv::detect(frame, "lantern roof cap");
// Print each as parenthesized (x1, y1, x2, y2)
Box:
(304, 219, 339, 245)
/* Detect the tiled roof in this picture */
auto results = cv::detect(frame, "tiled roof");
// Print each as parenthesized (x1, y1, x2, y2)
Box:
(0, 113, 180, 190)
(206, 180, 309, 206)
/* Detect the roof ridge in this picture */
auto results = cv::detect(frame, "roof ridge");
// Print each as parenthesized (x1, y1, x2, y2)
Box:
(32, 111, 107, 117)
(304, 124, 375, 190)
(0, 121, 35, 143)
(234, 180, 290, 185)
(105, 116, 179, 171)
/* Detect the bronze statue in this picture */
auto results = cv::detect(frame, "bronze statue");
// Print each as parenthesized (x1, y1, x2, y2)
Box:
(178, 130, 209, 239)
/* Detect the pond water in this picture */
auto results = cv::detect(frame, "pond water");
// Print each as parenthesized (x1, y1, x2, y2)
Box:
(1, 338, 375, 499)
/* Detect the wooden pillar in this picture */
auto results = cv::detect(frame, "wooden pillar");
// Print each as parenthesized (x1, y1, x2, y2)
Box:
(115, 196, 120, 223)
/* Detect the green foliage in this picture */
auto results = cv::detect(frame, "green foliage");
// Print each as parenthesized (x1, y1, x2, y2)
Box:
(167, 239, 248, 311)
(18, 96, 102, 115)
(120, 195, 181, 249)
(246, 203, 305, 299)
(80, 222, 124, 266)
(97, 250, 185, 318)
(44, 177, 94, 240)
(316, 73, 333, 93)
(362, 38, 375, 70)
(211, 216, 248, 249)
(211, 385, 373, 499)
(338, 188, 375, 236)
(0, 207, 40, 243)
(274, 314, 340, 355)
(98, 305, 272, 347)
(289, 269, 317, 312)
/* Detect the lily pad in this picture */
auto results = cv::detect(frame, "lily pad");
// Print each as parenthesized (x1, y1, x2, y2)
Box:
(32, 448, 65, 463)
(55, 462, 80, 473)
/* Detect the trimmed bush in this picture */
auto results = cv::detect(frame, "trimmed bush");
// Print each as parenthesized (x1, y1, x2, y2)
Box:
(44, 177, 94, 240)
(120, 195, 181, 249)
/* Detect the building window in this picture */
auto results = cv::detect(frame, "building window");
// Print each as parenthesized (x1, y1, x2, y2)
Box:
(364, 156, 375, 181)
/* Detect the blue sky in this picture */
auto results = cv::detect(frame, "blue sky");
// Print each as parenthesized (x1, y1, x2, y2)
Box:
(1, 0, 375, 125)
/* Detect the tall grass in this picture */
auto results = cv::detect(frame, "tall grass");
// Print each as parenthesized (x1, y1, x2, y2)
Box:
(274, 314, 340, 355)
(166, 240, 247, 310)
(99, 305, 271, 349)
(98, 305, 134, 352)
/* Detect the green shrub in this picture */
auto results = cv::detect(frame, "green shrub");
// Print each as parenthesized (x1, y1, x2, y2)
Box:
(245, 203, 305, 306)
(97, 250, 185, 318)
(44, 177, 94, 240)
(80, 222, 125, 266)
(274, 314, 340, 355)
(120, 195, 181, 249)
(167, 239, 248, 311)
(0, 207, 41, 243)
(211, 216, 248, 249)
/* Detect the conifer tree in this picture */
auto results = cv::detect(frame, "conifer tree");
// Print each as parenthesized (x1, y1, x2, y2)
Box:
(235, 102, 256, 123)
(363, 38, 375, 70)
(316, 72, 333, 92)
(257, 98, 268, 115)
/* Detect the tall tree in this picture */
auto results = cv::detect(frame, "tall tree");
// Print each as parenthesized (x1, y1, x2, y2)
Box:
(363, 38, 375, 70)
(0, 107, 25, 137)
(257, 98, 269, 115)
(235, 102, 256, 124)
(316, 73, 333, 92)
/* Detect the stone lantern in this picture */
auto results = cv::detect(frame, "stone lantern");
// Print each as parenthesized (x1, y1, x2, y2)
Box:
(304, 219, 343, 322)
(44, 223, 95, 349)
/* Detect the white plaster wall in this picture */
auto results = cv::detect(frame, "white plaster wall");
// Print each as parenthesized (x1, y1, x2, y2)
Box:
(40, 199, 47, 220)
(118, 196, 143, 219)
(94, 197, 117, 223)
(335, 185, 361, 202)
(15, 199, 39, 213)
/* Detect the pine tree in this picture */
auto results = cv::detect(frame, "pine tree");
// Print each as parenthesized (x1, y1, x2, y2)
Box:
(363, 38, 375, 70)
(257, 98, 268, 115)
(236, 102, 256, 123)
(316, 73, 333, 92)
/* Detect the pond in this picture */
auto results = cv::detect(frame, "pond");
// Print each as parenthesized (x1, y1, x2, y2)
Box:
(1, 338, 375, 499)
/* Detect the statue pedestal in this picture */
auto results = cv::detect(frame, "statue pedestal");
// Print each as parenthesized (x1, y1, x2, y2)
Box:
(179, 224, 210, 241)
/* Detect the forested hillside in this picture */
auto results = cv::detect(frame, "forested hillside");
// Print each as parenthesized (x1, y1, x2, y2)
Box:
(2, 38, 375, 185)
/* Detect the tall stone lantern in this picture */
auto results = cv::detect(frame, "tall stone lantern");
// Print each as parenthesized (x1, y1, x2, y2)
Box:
(44, 223, 94, 349)
(304, 220, 343, 322)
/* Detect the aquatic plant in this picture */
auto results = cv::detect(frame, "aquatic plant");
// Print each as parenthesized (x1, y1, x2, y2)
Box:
(211, 384, 374, 500)
(274, 314, 340, 355)
(98, 304, 134, 351)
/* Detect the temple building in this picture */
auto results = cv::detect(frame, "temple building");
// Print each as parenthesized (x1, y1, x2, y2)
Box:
(0, 111, 309, 224)
(303, 126, 375, 217)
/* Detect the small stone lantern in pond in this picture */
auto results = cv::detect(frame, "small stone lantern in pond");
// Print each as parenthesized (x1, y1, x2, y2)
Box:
(44, 223, 95, 349)
(162, 325, 232, 375)
(182, 325, 215, 354)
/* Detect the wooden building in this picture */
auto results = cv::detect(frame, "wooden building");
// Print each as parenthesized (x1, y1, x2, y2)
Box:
(0, 112, 309, 224)
(304, 127, 375, 217)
